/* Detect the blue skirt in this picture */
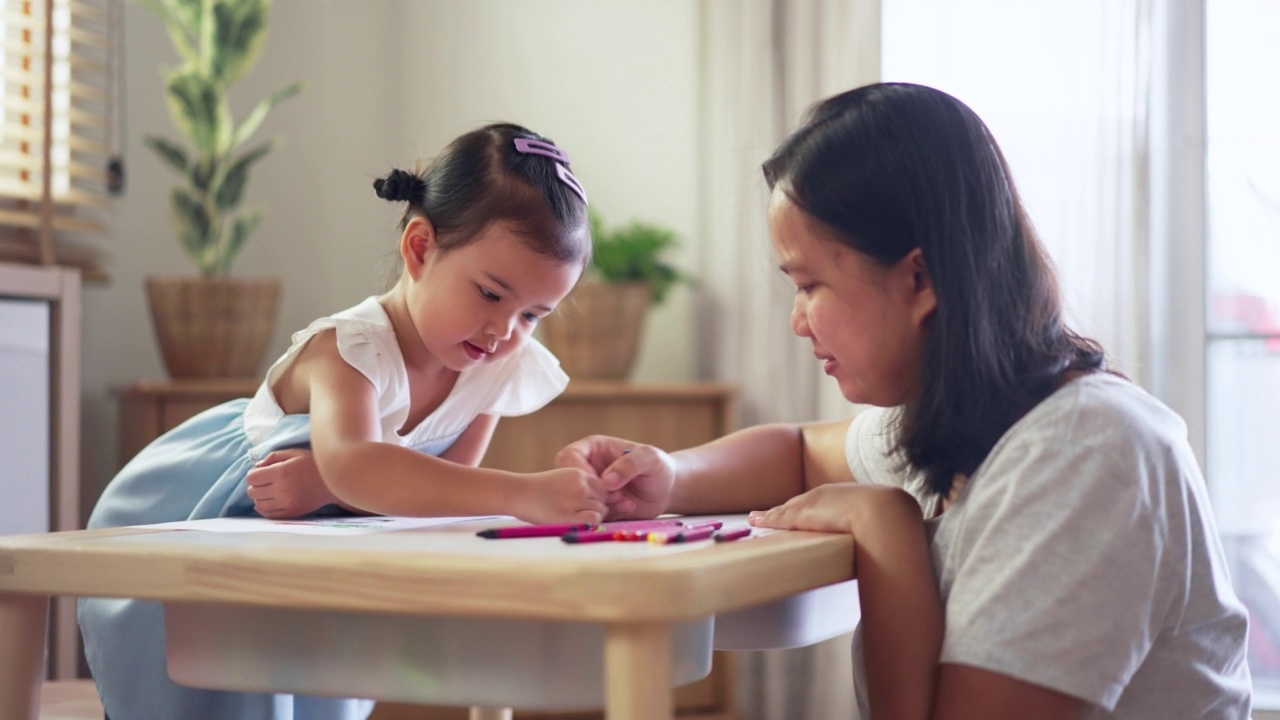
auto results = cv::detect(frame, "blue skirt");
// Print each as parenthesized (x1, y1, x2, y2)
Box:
(78, 399, 376, 720)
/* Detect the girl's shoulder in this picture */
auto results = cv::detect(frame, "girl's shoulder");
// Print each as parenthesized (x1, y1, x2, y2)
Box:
(281, 297, 404, 395)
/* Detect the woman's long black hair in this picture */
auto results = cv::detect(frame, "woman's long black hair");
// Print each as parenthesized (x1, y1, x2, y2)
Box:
(763, 83, 1106, 497)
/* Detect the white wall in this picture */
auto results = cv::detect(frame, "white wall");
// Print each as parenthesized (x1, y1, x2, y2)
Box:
(79, 1, 701, 509)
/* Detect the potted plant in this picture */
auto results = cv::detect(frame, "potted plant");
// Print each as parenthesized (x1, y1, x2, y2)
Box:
(138, 0, 302, 378)
(539, 211, 687, 379)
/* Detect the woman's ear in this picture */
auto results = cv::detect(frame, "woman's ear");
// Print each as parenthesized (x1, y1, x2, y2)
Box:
(904, 248, 937, 325)
(400, 216, 436, 278)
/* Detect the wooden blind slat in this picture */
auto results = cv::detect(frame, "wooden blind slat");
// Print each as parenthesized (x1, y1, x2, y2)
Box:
(0, 207, 106, 233)
(0, 0, 116, 251)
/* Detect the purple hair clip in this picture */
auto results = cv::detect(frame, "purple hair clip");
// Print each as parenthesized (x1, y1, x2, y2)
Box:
(513, 137, 589, 206)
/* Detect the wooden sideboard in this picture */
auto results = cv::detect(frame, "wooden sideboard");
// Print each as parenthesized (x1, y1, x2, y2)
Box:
(0, 262, 81, 681)
(113, 378, 741, 720)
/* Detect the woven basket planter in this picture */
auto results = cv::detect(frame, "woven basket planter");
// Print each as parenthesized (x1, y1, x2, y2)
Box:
(539, 280, 653, 380)
(145, 275, 281, 379)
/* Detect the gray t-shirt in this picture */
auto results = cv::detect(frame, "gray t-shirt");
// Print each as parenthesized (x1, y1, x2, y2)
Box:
(845, 373, 1252, 718)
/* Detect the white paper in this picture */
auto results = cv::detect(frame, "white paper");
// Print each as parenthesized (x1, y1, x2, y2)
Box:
(134, 515, 504, 536)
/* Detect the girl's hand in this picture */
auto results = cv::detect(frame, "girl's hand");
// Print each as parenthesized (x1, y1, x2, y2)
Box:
(246, 448, 341, 519)
(555, 435, 677, 520)
(748, 483, 921, 534)
(516, 467, 609, 525)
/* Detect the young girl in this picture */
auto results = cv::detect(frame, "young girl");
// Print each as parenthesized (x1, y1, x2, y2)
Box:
(560, 84, 1253, 719)
(80, 123, 601, 720)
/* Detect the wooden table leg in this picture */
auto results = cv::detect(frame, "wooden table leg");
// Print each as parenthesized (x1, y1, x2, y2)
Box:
(605, 622, 672, 720)
(0, 593, 49, 720)
(468, 708, 512, 720)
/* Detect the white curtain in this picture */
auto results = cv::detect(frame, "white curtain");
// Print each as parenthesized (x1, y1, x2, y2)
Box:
(697, 1, 879, 718)
(881, 0, 1161, 388)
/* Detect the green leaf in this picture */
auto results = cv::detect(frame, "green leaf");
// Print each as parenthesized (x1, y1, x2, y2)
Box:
(211, 0, 270, 86)
(219, 209, 263, 274)
(190, 157, 217, 193)
(170, 186, 214, 272)
(163, 66, 219, 152)
(213, 140, 275, 211)
(143, 135, 189, 175)
(590, 217, 685, 305)
(231, 82, 302, 150)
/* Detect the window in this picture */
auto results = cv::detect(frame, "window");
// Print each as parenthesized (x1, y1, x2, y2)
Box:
(1205, 0, 1280, 707)
(0, 0, 113, 267)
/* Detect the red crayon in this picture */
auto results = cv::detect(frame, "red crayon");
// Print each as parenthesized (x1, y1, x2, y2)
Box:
(561, 529, 620, 544)
(477, 523, 595, 539)
(713, 527, 753, 543)
(604, 519, 684, 531)
(648, 526, 718, 545)
(680, 520, 724, 532)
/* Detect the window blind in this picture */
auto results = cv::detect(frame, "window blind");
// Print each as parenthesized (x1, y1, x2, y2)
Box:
(0, 0, 113, 271)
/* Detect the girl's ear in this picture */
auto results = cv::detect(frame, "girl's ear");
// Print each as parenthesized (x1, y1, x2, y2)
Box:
(400, 216, 437, 278)
(904, 247, 937, 326)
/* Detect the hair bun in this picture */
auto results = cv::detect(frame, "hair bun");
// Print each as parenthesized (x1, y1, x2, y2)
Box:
(373, 169, 426, 204)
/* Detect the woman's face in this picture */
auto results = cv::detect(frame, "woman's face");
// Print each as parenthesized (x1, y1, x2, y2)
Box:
(768, 188, 936, 407)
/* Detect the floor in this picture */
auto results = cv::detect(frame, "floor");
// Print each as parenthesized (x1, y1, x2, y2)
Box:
(39, 680, 102, 720)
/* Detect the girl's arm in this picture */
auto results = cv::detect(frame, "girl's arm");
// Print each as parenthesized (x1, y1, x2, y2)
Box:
(439, 413, 499, 467)
(246, 412, 500, 518)
(557, 420, 854, 518)
(293, 332, 605, 522)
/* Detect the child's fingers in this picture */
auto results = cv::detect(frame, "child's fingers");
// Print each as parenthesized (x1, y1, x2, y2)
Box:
(554, 444, 596, 475)
(254, 450, 293, 468)
(607, 496, 637, 517)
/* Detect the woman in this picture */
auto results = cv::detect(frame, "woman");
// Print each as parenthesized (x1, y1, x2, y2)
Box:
(558, 83, 1252, 719)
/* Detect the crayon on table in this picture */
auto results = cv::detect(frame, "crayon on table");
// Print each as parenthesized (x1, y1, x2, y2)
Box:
(477, 523, 595, 539)
(603, 519, 685, 531)
(647, 526, 718, 545)
(561, 529, 621, 544)
(713, 527, 753, 543)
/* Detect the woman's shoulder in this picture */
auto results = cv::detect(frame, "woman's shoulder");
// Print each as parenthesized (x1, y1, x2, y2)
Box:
(1017, 372, 1188, 453)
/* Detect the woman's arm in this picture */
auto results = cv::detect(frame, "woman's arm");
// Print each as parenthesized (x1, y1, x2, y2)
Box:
(751, 484, 943, 720)
(933, 665, 1084, 720)
(666, 420, 855, 514)
(559, 420, 855, 518)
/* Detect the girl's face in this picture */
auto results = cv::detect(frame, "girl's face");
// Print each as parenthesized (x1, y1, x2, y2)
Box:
(403, 218, 582, 372)
(768, 189, 936, 407)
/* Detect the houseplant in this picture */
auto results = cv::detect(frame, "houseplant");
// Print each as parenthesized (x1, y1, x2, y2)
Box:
(539, 210, 686, 379)
(138, 0, 301, 378)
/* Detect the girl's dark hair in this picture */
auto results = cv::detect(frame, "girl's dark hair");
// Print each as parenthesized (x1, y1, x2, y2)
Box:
(373, 122, 591, 264)
(763, 82, 1106, 498)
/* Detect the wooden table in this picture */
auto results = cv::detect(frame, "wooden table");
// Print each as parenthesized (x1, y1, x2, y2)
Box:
(0, 518, 853, 720)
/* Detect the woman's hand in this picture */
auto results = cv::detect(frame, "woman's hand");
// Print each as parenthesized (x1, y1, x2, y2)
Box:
(515, 467, 608, 525)
(748, 482, 922, 534)
(245, 448, 341, 519)
(555, 435, 677, 520)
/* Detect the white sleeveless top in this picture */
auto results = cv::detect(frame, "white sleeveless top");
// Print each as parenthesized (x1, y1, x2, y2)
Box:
(241, 296, 569, 450)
